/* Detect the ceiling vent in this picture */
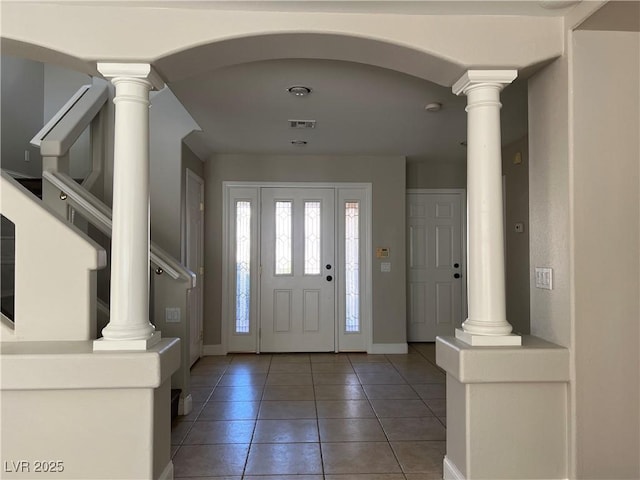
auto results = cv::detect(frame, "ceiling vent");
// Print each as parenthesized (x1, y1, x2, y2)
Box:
(289, 119, 316, 129)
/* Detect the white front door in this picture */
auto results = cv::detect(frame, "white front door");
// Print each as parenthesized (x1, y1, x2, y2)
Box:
(407, 191, 465, 341)
(186, 170, 205, 365)
(260, 187, 335, 352)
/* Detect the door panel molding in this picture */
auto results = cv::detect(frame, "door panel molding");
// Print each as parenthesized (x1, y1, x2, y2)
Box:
(406, 188, 467, 341)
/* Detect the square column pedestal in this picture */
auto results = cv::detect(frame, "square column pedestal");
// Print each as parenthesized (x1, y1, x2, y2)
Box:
(1, 338, 180, 480)
(436, 336, 570, 480)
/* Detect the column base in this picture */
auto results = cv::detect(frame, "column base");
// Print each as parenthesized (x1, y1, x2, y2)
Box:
(455, 328, 522, 346)
(93, 330, 162, 351)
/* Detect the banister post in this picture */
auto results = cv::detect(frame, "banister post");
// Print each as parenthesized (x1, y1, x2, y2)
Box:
(93, 63, 165, 351)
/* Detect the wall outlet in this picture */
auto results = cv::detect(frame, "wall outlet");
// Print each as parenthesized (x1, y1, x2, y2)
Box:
(381, 262, 391, 273)
(165, 307, 181, 323)
(535, 267, 553, 290)
(515, 222, 525, 233)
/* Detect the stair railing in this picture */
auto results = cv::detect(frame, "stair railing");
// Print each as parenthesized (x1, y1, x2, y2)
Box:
(33, 82, 197, 415)
(32, 82, 108, 193)
(42, 170, 195, 287)
(42, 169, 196, 414)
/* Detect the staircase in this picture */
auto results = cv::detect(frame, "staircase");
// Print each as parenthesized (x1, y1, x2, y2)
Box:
(1, 82, 196, 416)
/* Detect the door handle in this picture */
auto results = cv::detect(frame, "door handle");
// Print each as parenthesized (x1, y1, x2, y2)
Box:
(454, 273, 461, 279)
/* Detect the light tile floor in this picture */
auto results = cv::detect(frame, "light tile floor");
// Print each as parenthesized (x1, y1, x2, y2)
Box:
(172, 343, 446, 480)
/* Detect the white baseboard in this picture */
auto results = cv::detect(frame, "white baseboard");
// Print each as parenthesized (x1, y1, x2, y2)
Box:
(178, 393, 193, 416)
(202, 344, 227, 356)
(443, 456, 465, 480)
(158, 461, 173, 480)
(368, 343, 408, 354)
(205, 343, 408, 355)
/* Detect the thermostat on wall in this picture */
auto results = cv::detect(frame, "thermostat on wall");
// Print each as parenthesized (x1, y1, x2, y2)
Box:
(376, 247, 390, 258)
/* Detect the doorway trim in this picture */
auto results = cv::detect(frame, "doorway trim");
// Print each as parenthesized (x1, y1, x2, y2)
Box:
(221, 181, 372, 354)
(184, 168, 205, 365)
(406, 188, 468, 335)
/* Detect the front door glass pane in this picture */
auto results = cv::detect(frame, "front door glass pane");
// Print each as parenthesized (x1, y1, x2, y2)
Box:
(345, 202, 360, 333)
(235, 201, 251, 334)
(275, 201, 292, 275)
(304, 201, 321, 275)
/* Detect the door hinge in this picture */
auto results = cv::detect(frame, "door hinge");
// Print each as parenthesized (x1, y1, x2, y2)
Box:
(199, 330, 203, 340)
(200, 202, 205, 212)
(199, 266, 205, 275)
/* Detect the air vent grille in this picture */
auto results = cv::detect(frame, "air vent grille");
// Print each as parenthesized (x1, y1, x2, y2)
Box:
(289, 120, 316, 129)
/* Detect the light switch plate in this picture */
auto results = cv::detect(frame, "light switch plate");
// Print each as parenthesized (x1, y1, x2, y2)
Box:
(165, 307, 181, 323)
(535, 267, 553, 290)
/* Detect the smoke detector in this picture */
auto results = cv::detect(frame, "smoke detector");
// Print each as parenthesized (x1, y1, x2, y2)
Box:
(425, 102, 442, 113)
(291, 140, 308, 146)
(287, 86, 312, 97)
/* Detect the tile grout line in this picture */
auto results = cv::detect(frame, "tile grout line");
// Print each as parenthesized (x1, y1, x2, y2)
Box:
(241, 353, 272, 478)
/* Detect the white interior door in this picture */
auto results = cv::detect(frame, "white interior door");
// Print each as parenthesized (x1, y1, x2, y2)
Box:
(407, 191, 465, 341)
(260, 187, 335, 352)
(186, 170, 204, 365)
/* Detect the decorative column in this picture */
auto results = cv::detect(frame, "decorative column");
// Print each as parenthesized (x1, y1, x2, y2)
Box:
(453, 70, 521, 346)
(94, 63, 164, 351)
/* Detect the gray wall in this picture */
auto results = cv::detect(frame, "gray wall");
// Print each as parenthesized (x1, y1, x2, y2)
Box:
(502, 136, 530, 334)
(406, 159, 466, 189)
(0, 57, 94, 180)
(1, 56, 43, 177)
(204, 154, 406, 347)
(572, 29, 639, 479)
(148, 87, 200, 260)
(181, 142, 205, 262)
(529, 55, 572, 348)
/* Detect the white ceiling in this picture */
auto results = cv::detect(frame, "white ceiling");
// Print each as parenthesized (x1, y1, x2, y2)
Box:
(158, 0, 579, 161)
(170, 58, 529, 162)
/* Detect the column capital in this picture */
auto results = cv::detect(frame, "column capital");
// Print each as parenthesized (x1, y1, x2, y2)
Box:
(452, 70, 517, 96)
(97, 62, 165, 91)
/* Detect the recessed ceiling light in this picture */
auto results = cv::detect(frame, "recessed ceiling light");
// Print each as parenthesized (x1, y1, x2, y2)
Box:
(287, 86, 312, 97)
(291, 140, 308, 145)
(425, 102, 442, 112)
